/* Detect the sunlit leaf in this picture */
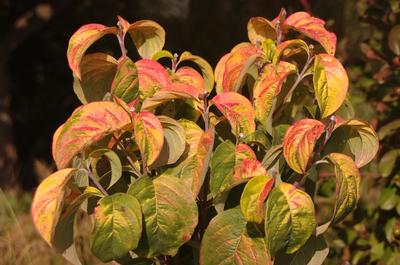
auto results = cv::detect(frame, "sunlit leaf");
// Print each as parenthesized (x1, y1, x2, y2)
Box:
(273, 39, 310, 65)
(214, 52, 231, 93)
(222, 44, 264, 92)
(128, 175, 198, 257)
(175, 66, 205, 96)
(265, 182, 316, 255)
(178, 51, 214, 92)
(90, 193, 142, 262)
(125, 20, 166, 58)
(73, 53, 118, 104)
(283, 119, 325, 174)
(53, 102, 132, 169)
(211, 92, 256, 137)
(200, 208, 271, 265)
(67, 24, 117, 79)
(151, 49, 174, 61)
(247, 16, 276, 44)
(133, 112, 164, 167)
(31, 168, 77, 246)
(283, 12, 337, 55)
(254, 62, 297, 127)
(313, 53, 348, 118)
(111, 56, 139, 103)
(136, 58, 171, 99)
(240, 175, 275, 223)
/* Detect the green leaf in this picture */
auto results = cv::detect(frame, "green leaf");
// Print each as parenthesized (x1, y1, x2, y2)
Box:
(200, 208, 272, 265)
(379, 150, 400, 178)
(89, 149, 123, 188)
(265, 182, 316, 255)
(73, 53, 118, 104)
(178, 51, 215, 92)
(150, 116, 186, 168)
(274, 235, 329, 265)
(378, 119, 400, 140)
(380, 187, 399, 211)
(151, 50, 173, 61)
(240, 175, 274, 223)
(262, 144, 283, 170)
(90, 193, 142, 262)
(111, 56, 139, 103)
(128, 175, 198, 257)
(242, 130, 271, 150)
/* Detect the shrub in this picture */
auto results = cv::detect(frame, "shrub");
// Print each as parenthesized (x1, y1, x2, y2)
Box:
(31, 9, 378, 265)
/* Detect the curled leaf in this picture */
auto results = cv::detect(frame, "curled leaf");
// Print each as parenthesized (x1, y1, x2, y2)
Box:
(283, 119, 325, 174)
(313, 53, 349, 118)
(176, 66, 205, 96)
(53, 102, 132, 169)
(214, 52, 231, 93)
(247, 16, 276, 44)
(273, 39, 310, 65)
(283, 12, 337, 55)
(211, 92, 256, 137)
(67, 24, 117, 79)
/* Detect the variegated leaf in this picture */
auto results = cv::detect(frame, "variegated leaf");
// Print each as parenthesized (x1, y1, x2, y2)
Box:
(247, 17, 276, 44)
(111, 56, 139, 103)
(136, 58, 171, 99)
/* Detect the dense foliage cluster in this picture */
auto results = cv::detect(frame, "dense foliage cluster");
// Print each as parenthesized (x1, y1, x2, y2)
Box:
(31, 9, 379, 265)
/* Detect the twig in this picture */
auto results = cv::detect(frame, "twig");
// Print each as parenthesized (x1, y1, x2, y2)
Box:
(84, 164, 109, 196)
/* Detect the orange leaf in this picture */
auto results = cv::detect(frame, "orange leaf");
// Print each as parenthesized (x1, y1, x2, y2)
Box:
(67, 24, 117, 79)
(136, 58, 171, 99)
(254, 62, 297, 127)
(53, 102, 131, 169)
(283, 12, 337, 55)
(211, 92, 256, 137)
(283, 119, 325, 174)
(176, 66, 205, 96)
(247, 17, 276, 44)
(214, 52, 231, 93)
(133, 112, 164, 166)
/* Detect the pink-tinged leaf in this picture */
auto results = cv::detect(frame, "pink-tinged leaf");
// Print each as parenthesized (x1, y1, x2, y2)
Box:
(254, 62, 297, 127)
(111, 56, 139, 103)
(283, 119, 326, 174)
(313, 53, 349, 118)
(176, 66, 205, 96)
(222, 45, 264, 92)
(214, 53, 231, 93)
(235, 143, 257, 161)
(273, 39, 310, 65)
(133, 112, 164, 167)
(283, 12, 337, 55)
(53, 102, 132, 169)
(247, 17, 276, 44)
(126, 20, 166, 58)
(211, 92, 256, 137)
(31, 168, 77, 246)
(240, 175, 275, 223)
(136, 58, 171, 99)
(67, 24, 118, 79)
(234, 158, 267, 181)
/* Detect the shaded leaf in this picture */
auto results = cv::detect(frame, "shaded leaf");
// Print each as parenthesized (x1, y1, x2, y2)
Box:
(273, 39, 310, 65)
(89, 149, 122, 188)
(379, 150, 400, 178)
(111, 56, 139, 103)
(388, 25, 400, 55)
(247, 16, 276, 44)
(378, 119, 400, 140)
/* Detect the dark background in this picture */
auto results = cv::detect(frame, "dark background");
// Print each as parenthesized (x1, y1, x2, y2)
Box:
(0, 0, 360, 189)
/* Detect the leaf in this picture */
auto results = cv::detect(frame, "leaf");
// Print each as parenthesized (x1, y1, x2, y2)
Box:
(211, 92, 256, 137)
(324, 153, 360, 224)
(125, 20, 166, 58)
(200, 208, 271, 265)
(265, 182, 316, 255)
(243, 130, 271, 149)
(379, 187, 399, 211)
(53, 102, 132, 169)
(378, 119, 400, 140)
(240, 175, 275, 223)
(313, 53, 349, 118)
(89, 149, 122, 188)
(136, 58, 171, 99)
(175, 66, 205, 96)
(379, 150, 400, 178)
(214, 53, 231, 93)
(141, 82, 199, 112)
(150, 116, 186, 168)
(133, 112, 164, 167)
(332, 119, 379, 167)
(165, 120, 215, 196)
(210, 141, 266, 197)
(275, 235, 329, 265)
(283, 119, 325, 174)
(128, 175, 198, 257)
(272, 39, 310, 65)
(283, 12, 337, 55)
(111, 56, 139, 103)
(151, 49, 173, 61)
(388, 25, 400, 55)
(31, 168, 77, 246)
(254, 62, 297, 127)
(73, 53, 118, 104)
(262, 144, 283, 170)
(222, 44, 264, 92)
(90, 193, 142, 262)
(178, 51, 214, 92)
(247, 17, 276, 44)
(67, 24, 117, 79)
